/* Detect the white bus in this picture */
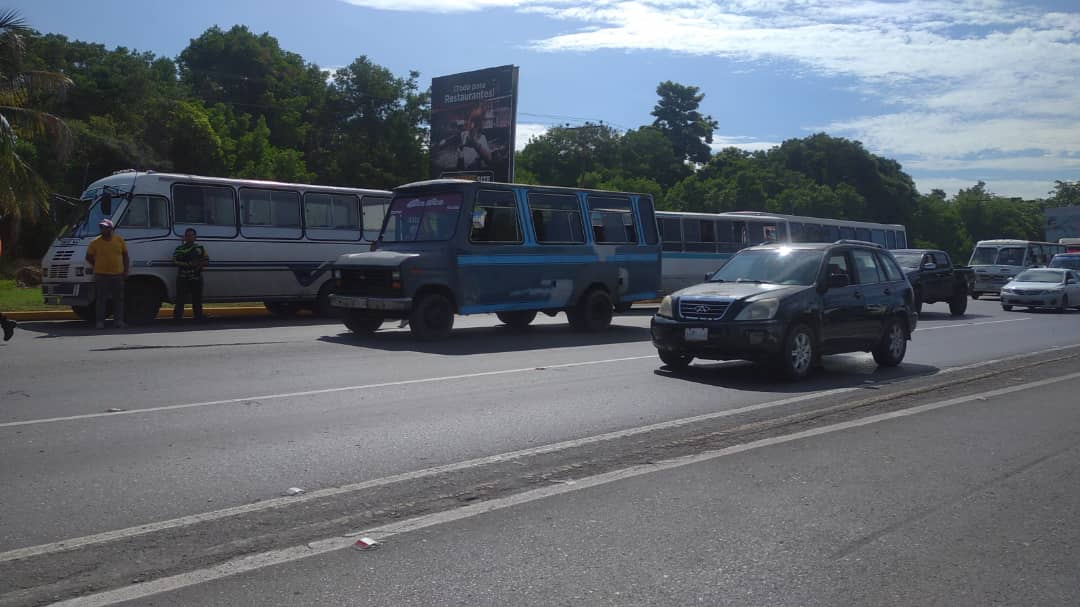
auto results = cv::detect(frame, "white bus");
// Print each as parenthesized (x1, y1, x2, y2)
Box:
(41, 170, 392, 323)
(656, 210, 908, 292)
(968, 239, 1066, 298)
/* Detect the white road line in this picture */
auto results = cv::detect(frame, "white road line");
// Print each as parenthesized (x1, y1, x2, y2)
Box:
(914, 318, 1029, 332)
(47, 369, 1080, 607)
(4, 343, 1077, 566)
(0, 354, 656, 429)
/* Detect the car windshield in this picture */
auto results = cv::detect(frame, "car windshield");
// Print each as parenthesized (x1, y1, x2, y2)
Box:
(893, 253, 923, 269)
(1049, 256, 1080, 270)
(709, 248, 823, 286)
(380, 192, 463, 242)
(1014, 270, 1063, 283)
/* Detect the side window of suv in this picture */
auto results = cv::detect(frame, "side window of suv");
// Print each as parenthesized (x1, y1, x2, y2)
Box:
(932, 252, 950, 268)
(826, 251, 852, 282)
(851, 249, 885, 284)
(878, 252, 904, 282)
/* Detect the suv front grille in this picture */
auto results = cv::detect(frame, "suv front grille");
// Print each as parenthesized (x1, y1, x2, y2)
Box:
(679, 298, 731, 320)
(339, 268, 398, 297)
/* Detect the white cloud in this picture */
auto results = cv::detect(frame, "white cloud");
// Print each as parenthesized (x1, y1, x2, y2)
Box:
(912, 176, 1057, 200)
(343, 0, 1080, 190)
(709, 135, 780, 153)
(514, 122, 550, 150)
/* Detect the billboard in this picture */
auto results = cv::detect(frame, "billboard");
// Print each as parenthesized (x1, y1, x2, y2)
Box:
(1045, 206, 1080, 242)
(430, 65, 519, 183)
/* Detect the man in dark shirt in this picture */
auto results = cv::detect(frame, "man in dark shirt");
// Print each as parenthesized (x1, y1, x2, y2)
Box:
(173, 228, 209, 322)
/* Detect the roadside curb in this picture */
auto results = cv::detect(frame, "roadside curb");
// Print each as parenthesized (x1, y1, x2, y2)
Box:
(4, 307, 271, 321)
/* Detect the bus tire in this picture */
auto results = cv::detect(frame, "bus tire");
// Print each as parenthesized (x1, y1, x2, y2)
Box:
(496, 310, 537, 329)
(568, 288, 613, 332)
(343, 310, 383, 335)
(71, 305, 95, 322)
(314, 282, 341, 318)
(409, 292, 455, 341)
(264, 301, 300, 317)
(125, 280, 162, 325)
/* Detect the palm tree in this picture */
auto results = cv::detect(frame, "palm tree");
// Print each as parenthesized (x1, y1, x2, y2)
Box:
(0, 8, 72, 221)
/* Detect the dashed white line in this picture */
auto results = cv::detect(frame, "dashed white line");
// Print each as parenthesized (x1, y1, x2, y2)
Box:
(914, 318, 1029, 331)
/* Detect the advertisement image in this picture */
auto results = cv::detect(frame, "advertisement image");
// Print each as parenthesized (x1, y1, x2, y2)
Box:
(430, 65, 519, 183)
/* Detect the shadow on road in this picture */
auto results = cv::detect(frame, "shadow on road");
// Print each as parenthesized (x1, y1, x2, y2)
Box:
(913, 310, 994, 321)
(653, 356, 940, 394)
(320, 321, 651, 355)
(17, 315, 344, 338)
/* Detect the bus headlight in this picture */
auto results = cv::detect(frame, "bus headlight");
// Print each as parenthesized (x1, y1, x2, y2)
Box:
(735, 298, 779, 321)
(658, 295, 674, 318)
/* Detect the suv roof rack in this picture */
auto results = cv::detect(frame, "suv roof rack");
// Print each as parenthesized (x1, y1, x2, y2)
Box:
(833, 239, 884, 248)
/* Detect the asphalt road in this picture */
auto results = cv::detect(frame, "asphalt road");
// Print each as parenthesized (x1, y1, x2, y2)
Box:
(2, 296, 1080, 605)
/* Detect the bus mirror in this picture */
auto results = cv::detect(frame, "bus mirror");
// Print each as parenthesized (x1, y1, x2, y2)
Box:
(471, 208, 487, 230)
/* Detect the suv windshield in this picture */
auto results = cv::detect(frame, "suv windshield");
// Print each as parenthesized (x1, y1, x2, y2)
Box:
(893, 253, 923, 269)
(710, 248, 823, 286)
(1015, 270, 1063, 283)
(380, 192, 463, 242)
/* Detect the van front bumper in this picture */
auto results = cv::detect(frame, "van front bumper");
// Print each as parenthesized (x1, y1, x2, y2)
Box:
(329, 295, 412, 312)
(651, 315, 786, 361)
(41, 282, 93, 306)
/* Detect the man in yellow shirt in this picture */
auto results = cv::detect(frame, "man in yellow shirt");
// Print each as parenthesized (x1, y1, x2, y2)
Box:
(85, 219, 130, 329)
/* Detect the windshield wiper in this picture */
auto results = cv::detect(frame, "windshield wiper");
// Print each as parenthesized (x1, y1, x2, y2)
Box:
(735, 278, 767, 284)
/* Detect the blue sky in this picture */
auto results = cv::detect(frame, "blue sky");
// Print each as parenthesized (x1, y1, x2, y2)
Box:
(12, 0, 1080, 200)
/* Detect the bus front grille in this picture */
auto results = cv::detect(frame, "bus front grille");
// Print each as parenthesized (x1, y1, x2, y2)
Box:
(48, 264, 70, 279)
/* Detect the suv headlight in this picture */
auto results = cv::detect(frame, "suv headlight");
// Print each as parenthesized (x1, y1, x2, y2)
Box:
(657, 295, 674, 318)
(735, 298, 779, 321)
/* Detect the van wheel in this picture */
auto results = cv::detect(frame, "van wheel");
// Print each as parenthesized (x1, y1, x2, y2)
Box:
(658, 348, 693, 370)
(343, 310, 383, 334)
(948, 290, 968, 317)
(71, 305, 95, 322)
(568, 289, 613, 332)
(496, 310, 537, 329)
(264, 301, 300, 317)
(125, 281, 162, 325)
(872, 317, 907, 367)
(409, 292, 455, 340)
(777, 323, 816, 380)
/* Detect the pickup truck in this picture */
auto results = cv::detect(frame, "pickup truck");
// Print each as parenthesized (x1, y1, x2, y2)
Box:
(891, 249, 975, 316)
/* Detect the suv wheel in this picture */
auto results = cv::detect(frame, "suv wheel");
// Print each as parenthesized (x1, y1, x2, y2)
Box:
(948, 290, 968, 317)
(778, 323, 815, 380)
(658, 348, 693, 370)
(409, 292, 455, 340)
(1001, 304, 1013, 311)
(872, 317, 907, 367)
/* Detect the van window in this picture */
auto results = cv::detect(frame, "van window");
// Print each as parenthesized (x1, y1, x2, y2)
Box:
(528, 193, 584, 244)
(118, 195, 169, 230)
(852, 249, 885, 283)
(173, 184, 237, 237)
(637, 197, 659, 245)
(659, 217, 682, 252)
(240, 189, 302, 239)
(471, 189, 522, 244)
(587, 196, 636, 244)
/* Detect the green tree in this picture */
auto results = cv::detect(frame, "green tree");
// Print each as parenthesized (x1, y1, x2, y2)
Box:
(0, 10, 71, 219)
(516, 122, 620, 187)
(651, 81, 717, 165)
(1048, 180, 1080, 207)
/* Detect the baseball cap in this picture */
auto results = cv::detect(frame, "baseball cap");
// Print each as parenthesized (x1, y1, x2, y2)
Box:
(99, 219, 115, 229)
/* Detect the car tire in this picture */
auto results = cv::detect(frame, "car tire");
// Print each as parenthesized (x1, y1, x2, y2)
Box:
(872, 317, 907, 367)
(658, 348, 693, 370)
(496, 310, 538, 329)
(1001, 304, 1013, 311)
(567, 289, 613, 332)
(913, 288, 924, 315)
(948, 290, 968, 317)
(343, 310, 383, 335)
(1057, 295, 1069, 314)
(409, 292, 455, 341)
(777, 323, 816, 380)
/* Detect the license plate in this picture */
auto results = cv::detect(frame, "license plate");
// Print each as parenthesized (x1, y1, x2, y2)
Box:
(684, 327, 708, 342)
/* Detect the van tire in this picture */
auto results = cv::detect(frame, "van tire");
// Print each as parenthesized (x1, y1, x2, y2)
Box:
(496, 310, 537, 329)
(264, 301, 300, 317)
(568, 289, 613, 332)
(872, 317, 907, 367)
(125, 281, 162, 325)
(409, 292, 455, 340)
(343, 310, 383, 335)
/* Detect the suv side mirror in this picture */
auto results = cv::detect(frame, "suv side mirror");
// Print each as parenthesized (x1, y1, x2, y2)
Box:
(921, 262, 937, 270)
(826, 273, 850, 289)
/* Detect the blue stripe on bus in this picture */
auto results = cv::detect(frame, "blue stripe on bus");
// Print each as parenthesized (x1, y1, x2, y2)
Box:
(457, 255, 599, 265)
(460, 301, 556, 314)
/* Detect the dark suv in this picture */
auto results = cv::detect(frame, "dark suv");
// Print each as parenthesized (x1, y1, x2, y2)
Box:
(651, 241, 918, 379)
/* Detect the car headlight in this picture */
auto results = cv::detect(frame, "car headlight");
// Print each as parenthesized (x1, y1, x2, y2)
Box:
(657, 295, 674, 318)
(735, 298, 779, 321)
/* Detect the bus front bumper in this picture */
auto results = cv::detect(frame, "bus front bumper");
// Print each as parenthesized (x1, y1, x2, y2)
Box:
(41, 282, 93, 307)
(329, 295, 412, 312)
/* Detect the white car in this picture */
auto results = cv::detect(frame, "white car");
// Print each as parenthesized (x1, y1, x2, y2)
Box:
(1000, 268, 1080, 312)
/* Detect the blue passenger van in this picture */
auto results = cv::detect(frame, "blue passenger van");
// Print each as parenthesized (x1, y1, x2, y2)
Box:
(328, 179, 662, 339)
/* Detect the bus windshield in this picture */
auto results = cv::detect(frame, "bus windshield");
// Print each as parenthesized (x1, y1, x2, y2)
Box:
(380, 192, 463, 242)
(970, 246, 1025, 266)
(710, 248, 823, 286)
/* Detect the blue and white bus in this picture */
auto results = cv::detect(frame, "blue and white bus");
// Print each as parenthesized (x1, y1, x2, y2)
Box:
(656, 210, 908, 293)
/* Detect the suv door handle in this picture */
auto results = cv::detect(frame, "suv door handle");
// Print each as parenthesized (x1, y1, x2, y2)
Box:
(853, 290, 863, 299)
(883, 288, 892, 296)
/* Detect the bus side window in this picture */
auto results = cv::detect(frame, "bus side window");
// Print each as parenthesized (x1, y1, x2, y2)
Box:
(804, 223, 823, 243)
(839, 226, 855, 240)
(659, 218, 682, 252)
(896, 231, 908, 248)
(587, 195, 635, 244)
(637, 197, 659, 245)
(470, 189, 521, 244)
(871, 229, 887, 247)
(823, 224, 840, 242)
(886, 230, 896, 249)
(528, 192, 584, 244)
(789, 222, 804, 243)
(855, 228, 871, 242)
(361, 196, 390, 241)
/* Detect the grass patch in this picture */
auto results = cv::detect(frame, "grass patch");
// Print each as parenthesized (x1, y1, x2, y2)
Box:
(0, 280, 53, 312)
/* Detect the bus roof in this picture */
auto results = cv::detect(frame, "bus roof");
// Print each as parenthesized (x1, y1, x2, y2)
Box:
(395, 179, 655, 198)
(974, 239, 1061, 246)
(83, 171, 393, 197)
(656, 209, 905, 230)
